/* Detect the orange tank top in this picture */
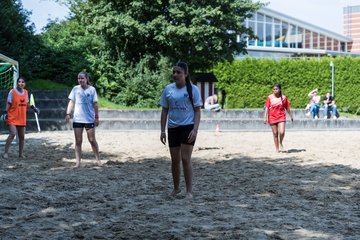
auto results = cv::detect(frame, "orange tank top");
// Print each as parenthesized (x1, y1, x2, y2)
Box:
(7, 89, 28, 126)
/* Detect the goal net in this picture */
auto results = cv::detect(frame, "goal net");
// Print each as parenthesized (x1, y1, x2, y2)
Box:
(0, 63, 16, 90)
(0, 53, 18, 109)
(0, 54, 19, 144)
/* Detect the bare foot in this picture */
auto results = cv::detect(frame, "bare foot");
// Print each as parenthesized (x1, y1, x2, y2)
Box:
(3, 153, 8, 159)
(74, 162, 81, 168)
(185, 192, 193, 199)
(96, 160, 102, 166)
(170, 189, 181, 197)
(279, 144, 284, 152)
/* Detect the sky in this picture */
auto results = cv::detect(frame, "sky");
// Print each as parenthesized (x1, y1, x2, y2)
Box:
(22, 0, 69, 33)
(22, 0, 360, 35)
(264, 0, 360, 35)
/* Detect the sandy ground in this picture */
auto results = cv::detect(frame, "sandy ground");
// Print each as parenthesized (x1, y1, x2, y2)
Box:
(0, 129, 360, 239)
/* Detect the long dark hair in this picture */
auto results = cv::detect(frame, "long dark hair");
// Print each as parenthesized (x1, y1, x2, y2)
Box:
(174, 61, 194, 110)
(273, 83, 283, 105)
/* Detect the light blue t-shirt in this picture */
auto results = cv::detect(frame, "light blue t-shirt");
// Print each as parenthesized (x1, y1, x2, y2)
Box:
(160, 83, 203, 128)
(68, 85, 98, 123)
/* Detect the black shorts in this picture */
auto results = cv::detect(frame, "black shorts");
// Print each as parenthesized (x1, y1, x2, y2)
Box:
(73, 122, 95, 129)
(168, 124, 196, 148)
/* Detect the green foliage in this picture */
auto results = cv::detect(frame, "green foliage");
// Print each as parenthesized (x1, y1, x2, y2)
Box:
(4, 0, 263, 108)
(69, 0, 263, 71)
(37, 19, 100, 85)
(95, 55, 171, 108)
(214, 56, 360, 113)
(0, 0, 34, 55)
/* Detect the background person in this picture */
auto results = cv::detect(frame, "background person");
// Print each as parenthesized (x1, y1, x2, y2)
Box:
(308, 88, 321, 119)
(323, 92, 337, 119)
(2, 76, 39, 159)
(263, 83, 293, 153)
(160, 61, 202, 199)
(65, 71, 101, 167)
(204, 94, 220, 111)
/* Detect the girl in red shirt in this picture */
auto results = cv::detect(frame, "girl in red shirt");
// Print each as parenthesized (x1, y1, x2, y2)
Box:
(263, 83, 293, 152)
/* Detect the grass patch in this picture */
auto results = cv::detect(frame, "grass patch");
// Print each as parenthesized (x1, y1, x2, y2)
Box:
(98, 98, 124, 109)
(26, 79, 71, 91)
(339, 112, 360, 118)
(98, 98, 159, 109)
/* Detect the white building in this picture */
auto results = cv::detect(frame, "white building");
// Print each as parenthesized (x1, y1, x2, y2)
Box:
(240, 8, 356, 58)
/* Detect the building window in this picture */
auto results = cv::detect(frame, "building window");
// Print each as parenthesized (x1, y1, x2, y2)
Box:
(327, 37, 333, 50)
(265, 15, 272, 47)
(319, 35, 325, 50)
(298, 27, 304, 48)
(248, 21, 256, 46)
(274, 18, 281, 47)
(281, 22, 289, 48)
(305, 30, 311, 48)
(256, 13, 265, 47)
(288, 24, 297, 48)
(341, 42, 346, 52)
(313, 32, 318, 49)
(333, 39, 339, 51)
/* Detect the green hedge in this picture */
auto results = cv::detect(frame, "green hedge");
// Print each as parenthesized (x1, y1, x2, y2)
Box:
(213, 56, 360, 113)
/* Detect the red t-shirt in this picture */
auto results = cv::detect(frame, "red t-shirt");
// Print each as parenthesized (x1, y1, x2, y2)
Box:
(265, 94, 290, 124)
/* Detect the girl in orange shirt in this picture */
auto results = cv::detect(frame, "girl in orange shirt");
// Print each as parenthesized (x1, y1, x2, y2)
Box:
(2, 77, 39, 159)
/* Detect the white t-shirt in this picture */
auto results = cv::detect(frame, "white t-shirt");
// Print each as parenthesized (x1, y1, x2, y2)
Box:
(68, 85, 98, 123)
(160, 83, 202, 128)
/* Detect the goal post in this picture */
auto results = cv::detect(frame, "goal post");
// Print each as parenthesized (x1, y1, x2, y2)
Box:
(0, 53, 19, 144)
(0, 52, 18, 90)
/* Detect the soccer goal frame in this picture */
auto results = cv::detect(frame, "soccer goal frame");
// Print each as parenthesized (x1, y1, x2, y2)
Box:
(0, 53, 19, 145)
(0, 52, 18, 89)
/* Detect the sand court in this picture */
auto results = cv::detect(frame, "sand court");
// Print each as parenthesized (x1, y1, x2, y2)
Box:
(0, 129, 359, 239)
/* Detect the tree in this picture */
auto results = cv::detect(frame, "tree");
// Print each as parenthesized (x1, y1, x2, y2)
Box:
(0, 0, 39, 77)
(51, 0, 263, 107)
(39, 19, 100, 84)
(0, 0, 34, 56)
(65, 0, 263, 71)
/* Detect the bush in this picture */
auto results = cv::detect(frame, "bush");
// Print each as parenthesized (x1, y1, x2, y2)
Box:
(213, 56, 360, 113)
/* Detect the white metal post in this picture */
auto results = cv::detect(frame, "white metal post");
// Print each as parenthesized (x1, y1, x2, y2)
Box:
(330, 61, 334, 97)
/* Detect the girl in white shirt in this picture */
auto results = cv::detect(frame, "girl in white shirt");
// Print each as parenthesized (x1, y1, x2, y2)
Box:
(65, 71, 101, 168)
(160, 62, 202, 199)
